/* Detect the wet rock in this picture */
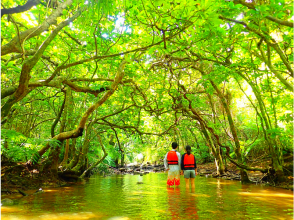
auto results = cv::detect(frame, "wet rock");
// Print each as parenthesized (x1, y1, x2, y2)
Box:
(107, 216, 130, 220)
(1, 198, 14, 206)
(140, 173, 144, 176)
(134, 171, 140, 175)
(144, 171, 150, 174)
(200, 169, 213, 175)
(231, 176, 241, 180)
(137, 182, 143, 184)
(221, 176, 230, 180)
(153, 168, 159, 172)
(126, 163, 136, 167)
(34, 188, 44, 194)
(119, 168, 126, 172)
(212, 172, 219, 178)
(135, 168, 141, 172)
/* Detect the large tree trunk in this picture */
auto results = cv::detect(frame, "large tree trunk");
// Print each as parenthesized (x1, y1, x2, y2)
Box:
(65, 148, 79, 170)
(80, 135, 108, 178)
(200, 124, 225, 175)
(180, 83, 225, 175)
(209, 79, 250, 183)
(121, 152, 125, 167)
(60, 139, 70, 166)
(68, 138, 77, 161)
(71, 123, 92, 173)
(236, 72, 285, 182)
(45, 141, 64, 177)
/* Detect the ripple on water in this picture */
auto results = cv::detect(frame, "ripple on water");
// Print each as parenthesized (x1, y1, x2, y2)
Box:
(1, 173, 293, 220)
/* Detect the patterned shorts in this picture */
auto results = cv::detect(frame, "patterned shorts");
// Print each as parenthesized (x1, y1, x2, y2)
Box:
(167, 169, 180, 186)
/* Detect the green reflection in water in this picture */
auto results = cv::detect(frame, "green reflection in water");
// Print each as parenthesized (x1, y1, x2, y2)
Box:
(1, 173, 293, 220)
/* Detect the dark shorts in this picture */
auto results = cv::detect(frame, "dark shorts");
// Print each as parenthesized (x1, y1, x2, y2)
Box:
(184, 170, 196, 179)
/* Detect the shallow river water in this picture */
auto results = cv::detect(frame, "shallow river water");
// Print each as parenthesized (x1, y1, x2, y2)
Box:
(1, 173, 293, 220)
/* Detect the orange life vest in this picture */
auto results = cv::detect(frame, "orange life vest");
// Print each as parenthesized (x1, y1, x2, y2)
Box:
(183, 154, 195, 168)
(167, 151, 178, 165)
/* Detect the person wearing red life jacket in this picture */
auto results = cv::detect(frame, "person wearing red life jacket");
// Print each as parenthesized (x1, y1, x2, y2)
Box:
(180, 145, 197, 189)
(164, 142, 181, 188)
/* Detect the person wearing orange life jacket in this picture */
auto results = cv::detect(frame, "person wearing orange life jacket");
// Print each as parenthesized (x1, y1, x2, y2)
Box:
(164, 142, 181, 188)
(180, 145, 197, 189)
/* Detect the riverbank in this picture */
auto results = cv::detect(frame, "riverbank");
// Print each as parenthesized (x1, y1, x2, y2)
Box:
(110, 155, 293, 191)
(1, 155, 293, 200)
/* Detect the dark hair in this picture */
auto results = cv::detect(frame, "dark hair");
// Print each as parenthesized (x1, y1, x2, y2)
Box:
(172, 142, 178, 149)
(186, 145, 192, 155)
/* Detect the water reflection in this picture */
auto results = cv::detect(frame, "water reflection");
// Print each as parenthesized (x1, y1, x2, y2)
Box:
(167, 188, 181, 219)
(183, 188, 199, 219)
(1, 173, 293, 220)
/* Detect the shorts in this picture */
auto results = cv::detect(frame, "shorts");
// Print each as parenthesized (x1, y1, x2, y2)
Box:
(184, 170, 196, 179)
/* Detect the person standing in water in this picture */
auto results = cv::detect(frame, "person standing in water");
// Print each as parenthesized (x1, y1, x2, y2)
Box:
(181, 145, 197, 189)
(164, 142, 181, 188)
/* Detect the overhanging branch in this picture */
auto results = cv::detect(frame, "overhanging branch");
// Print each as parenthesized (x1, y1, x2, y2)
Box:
(1, 0, 40, 17)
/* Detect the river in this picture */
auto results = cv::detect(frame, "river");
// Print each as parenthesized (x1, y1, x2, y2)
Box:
(1, 173, 293, 219)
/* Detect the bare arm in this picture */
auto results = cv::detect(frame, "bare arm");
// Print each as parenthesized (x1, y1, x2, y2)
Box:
(164, 153, 168, 170)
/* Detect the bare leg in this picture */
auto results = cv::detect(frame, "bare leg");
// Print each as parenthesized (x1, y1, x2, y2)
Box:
(185, 178, 190, 188)
(191, 178, 195, 190)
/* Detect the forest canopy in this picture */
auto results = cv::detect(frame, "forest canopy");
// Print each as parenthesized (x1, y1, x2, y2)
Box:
(1, 0, 293, 183)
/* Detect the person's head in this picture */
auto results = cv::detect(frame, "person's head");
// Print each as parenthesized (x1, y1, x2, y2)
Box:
(186, 145, 192, 155)
(172, 142, 178, 149)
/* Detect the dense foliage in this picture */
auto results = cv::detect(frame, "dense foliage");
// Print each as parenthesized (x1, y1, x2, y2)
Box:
(1, 0, 293, 183)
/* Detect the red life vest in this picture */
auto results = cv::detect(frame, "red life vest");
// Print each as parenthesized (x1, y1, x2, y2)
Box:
(183, 154, 195, 168)
(167, 151, 178, 165)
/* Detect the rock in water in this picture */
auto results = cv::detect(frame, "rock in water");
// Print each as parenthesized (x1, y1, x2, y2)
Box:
(1, 198, 14, 206)
(137, 182, 143, 184)
(119, 168, 126, 172)
(34, 188, 44, 194)
(107, 217, 130, 220)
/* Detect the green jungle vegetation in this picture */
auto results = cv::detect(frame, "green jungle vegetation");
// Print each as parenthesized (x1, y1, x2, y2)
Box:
(1, 0, 293, 187)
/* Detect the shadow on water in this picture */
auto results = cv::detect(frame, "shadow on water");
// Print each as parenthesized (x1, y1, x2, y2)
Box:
(1, 173, 293, 220)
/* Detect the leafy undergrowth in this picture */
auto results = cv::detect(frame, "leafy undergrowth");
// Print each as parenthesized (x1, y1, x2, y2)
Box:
(1, 162, 70, 196)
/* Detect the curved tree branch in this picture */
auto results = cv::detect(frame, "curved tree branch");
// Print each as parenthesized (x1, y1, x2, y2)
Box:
(1, 0, 40, 17)
(1, 0, 74, 56)
(232, 0, 294, 28)
(51, 94, 66, 138)
(35, 60, 127, 159)
(1, 9, 82, 120)
(79, 134, 108, 178)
